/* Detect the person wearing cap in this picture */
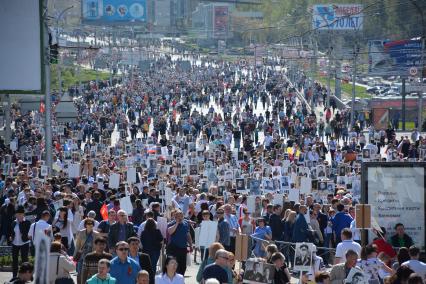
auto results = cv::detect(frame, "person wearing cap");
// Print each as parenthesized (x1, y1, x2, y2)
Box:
(251, 217, 272, 257)
(9, 205, 31, 278)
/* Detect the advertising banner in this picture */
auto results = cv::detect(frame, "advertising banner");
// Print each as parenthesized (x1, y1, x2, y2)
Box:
(368, 39, 423, 76)
(214, 6, 229, 38)
(0, 0, 44, 94)
(82, 0, 146, 23)
(312, 4, 363, 31)
(362, 163, 426, 250)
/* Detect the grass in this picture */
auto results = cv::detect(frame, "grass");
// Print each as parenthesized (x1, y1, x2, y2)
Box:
(403, 122, 416, 130)
(316, 75, 370, 99)
(50, 65, 110, 91)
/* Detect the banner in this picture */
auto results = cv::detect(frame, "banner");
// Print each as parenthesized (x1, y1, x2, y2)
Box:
(214, 6, 229, 38)
(312, 4, 363, 31)
(363, 163, 426, 249)
(368, 39, 423, 76)
(82, 0, 146, 23)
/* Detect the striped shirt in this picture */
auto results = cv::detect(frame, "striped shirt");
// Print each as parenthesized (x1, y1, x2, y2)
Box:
(224, 214, 239, 237)
(81, 252, 113, 284)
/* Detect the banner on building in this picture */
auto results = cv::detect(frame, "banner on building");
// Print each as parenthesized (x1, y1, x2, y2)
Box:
(82, 0, 146, 23)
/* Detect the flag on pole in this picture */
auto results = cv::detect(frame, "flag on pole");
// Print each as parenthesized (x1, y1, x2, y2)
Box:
(39, 102, 45, 113)
(100, 203, 108, 221)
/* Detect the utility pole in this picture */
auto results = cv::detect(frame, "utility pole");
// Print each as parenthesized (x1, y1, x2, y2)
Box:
(77, 29, 82, 94)
(43, 0, 53, 176)
(4, 94, 11, 145)
(94, 29, 99, 87)
(311, 36, 318, 109)
(419, 35, 425, 130)
(402, 78, 406, 131)
(55, 6, 73, 98)
(334, 37, 343, 99)
(408, 0, 425, 130)
(350, 43, 359, 127)
(327, 40, 332, 108)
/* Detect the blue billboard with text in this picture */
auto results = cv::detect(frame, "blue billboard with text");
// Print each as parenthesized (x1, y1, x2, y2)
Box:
(368, 39, 424, 76)
(82, 0, 146, 23)
(312, 4, 363, 31)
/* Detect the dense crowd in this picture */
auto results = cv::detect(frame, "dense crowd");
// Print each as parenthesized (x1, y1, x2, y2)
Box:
(0, 44, 425, 284)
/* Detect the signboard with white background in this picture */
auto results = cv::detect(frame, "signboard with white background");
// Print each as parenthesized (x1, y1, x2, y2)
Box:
(362, 163, 426, 250)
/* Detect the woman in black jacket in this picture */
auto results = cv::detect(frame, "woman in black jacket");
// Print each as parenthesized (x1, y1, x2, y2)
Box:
(9, 206, 31, 278)
(140, 218, 163, 273)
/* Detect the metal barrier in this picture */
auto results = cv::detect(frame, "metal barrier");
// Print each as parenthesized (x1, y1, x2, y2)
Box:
(284, 75, 313, 114)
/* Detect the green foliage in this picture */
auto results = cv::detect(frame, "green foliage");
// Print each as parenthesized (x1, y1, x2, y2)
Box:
(50, 65, 110, 91)
(315, 75, 370, 99)
(0, 255, 35, 267)
(234, 0, 426, 46)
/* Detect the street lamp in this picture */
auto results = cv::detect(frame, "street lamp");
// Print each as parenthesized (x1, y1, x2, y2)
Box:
(55, 6, 73, 97)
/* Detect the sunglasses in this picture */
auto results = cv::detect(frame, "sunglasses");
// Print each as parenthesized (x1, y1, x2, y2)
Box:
(117, 247, 129, 252)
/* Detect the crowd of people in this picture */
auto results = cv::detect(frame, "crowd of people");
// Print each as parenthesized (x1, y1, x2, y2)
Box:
(0, 41, 426, 284)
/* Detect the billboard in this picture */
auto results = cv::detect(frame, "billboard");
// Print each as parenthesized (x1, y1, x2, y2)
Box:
(214, 6, 229, 38)
(362, 163, 426, 250)
(0, 0, 44, 94)
(312, 4, 363, 31)
(82, 0, 146, 23)
(368, 39, 424, 76)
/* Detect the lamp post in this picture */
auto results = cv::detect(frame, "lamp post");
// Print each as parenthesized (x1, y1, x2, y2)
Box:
(408, 0, 425, 129)
(55, 6, 73, 98)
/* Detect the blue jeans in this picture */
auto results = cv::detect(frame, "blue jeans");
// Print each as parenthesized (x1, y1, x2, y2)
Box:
(234, 138, 240, 149)
(146, 250, 161, 273)
(323, 233, 333, 265)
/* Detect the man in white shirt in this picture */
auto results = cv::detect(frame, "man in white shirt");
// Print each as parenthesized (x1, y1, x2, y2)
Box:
(334, 228, 361, 264)
(172, 188, 191, 217)
(402, 246, 426, 279)
(28, 210, 53, 245)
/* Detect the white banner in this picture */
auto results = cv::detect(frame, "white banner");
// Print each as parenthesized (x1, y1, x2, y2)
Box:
(367, 166, 425, 248)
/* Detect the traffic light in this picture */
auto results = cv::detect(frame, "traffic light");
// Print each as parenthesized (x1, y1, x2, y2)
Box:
(50, 43, 59, 64)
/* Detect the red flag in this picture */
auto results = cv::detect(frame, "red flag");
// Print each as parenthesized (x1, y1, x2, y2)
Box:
(39, 102, 45, 113)
(100, 204, 108, 221)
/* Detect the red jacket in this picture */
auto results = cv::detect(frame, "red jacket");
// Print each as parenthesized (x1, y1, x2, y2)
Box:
(373, 238, 396, 259)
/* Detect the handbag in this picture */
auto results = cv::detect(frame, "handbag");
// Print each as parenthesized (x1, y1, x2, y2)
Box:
(55, 256, 75, 284)
(74, 233, 91, 262)
(186, 252, 192, 267)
